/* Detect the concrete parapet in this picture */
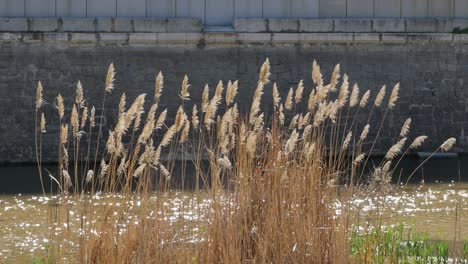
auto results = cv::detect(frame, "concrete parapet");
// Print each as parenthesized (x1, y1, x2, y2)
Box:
(334, 19, 372, 32)
(96, 18, 112, 32)
(133, 19, 167, 33)
(0, 18, 28, 32)
(129, 33, 158, 44)
(299, 19, 333, 32)
(113, 18, 133, 32)
(100, 33, 128, 44)
(61, 18, 96, 32)
(354, 33, 380, 43)
(30, 18, 58, 32)
(70, 33, 97, 43)
(268, 19, 299, 32)
(373, 19, 405, 32)
(234, 19, 267, 32)
(406, 19, 437, 32)
(166, 18, 202, 33)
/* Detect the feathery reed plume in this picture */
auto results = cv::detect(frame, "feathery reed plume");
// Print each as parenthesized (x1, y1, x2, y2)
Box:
(250, 80, 265, 124)
(313, 102, 326, 127)
(76, 81, 84, 107)
(118, 93, 126, 118)
(36, 81, 43, 110)
(226, 80, 238, 107)
(259, 58, 271, 84)
(205, 82, 223, 129)
(246, 132, 257, 156)
(440, 137, 456, 152)
(133, 164, 146, 178)
(57, 94, 64, 119)
(385, 137, 407, 160)
(160, 125, 177, 147)
(90, 106, 95, 128)
(302, 125, 312, 140)
(159, 164, 170, 180)
(217, 156, 232, 170)
(353, 153, 365, 165)
(329, 64, 341, 91)
(154, 71, 163, 101)
(289, 114, 299, 130)
(374, 85, 386, 107)
(400, 118, 411, 138)
(338, 74, 349, 108)
(307, 89, 317, 111)
(40, 113, 46, 133)
(106, 131, 116, 154)
(278, 104, 285, 126)
(180, 119, 190, 143)
(284, 129, 299, 155)
(201, 85, 209, 112)
(105, 63, 115, 94)
(156, 109, 167, 130)
(388, 83, 400, 109)
(272, 82, 281, 108)
(360, 124, 370, 141)
(71, 105, 80, 138)
(359, 90, 370, 108)
(410, 135, 428, 149)
(295, 80, 304, 104)
(60, 124, 68, 144)
(80, 106, 88, 129)
(179, 74, 190, 101)
(192, 105, 199, 130)
(285, 87, 293, 110)
(342, 131, 352, 151)
(312, 60, 323, 87)
(175, 106, 185, 131)
(85, 170, 93, 183)
(349, 83, 359, 108)
(99, 159, 108, 178)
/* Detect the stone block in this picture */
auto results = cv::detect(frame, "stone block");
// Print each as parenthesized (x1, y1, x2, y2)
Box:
(453, 34, 468, 42)
(128, 33, 158, 44)
(0, 18, 28, 32)
(381, 33, 407, 43)
(61, 18, 96, 32)
(234, 19, 267, 33)
(30, 18, 59, 32)
(334, 19, 372, 32)
(373, 19, 405, 32)
(430, 33, 453, 42)
(326, 33, 353, 42)
(299, 19, 333, 32)
(205, 32, 237, 44)
(43, 33, 69, 42)
(21, 33, 43, 43)
(353, 33, 380, 42)
(268, 19, 299, 32)
(114, 18, 133, 32)
(100, 33, 128, 43)
(166, 18, 202, 33)
(133, 19, 167, 33)
(239, 33, 271, 44)
(157, 33, 187, 44)
(299, 33, 328, 43)
(186, 33, 204, 43)
(70, 33, 97, 43)
(406, 33, 432, 43)
(96, 18, 112, 32)
(0, 32, 22, 41)
(271, 33, 300, 44)
(406, 19, 437, 32)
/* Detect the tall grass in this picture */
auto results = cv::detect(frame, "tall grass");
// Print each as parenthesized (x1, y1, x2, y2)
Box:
(34, 59, 458, 263)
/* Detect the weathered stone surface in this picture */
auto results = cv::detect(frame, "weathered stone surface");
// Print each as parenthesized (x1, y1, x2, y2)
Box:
(406, 19, 438, 32)
(30, 18, 59, 32)
(299, 19, 333, 32)
(113, 18, 133, 32)
(268, 19, 299, 32)
(0, 39, 467, 164)
(334, 19, 372, 32)
(0, 18, 29, 32)
(133, 19, 167, 33)
(234, 19, 267, 32)
(373, 19, 405, 32)
(61, 18, 96, 32)
(166, 18, 202, 33)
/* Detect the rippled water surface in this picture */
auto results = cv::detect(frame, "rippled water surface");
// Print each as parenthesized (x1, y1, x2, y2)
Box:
(1, 183, 467, 262)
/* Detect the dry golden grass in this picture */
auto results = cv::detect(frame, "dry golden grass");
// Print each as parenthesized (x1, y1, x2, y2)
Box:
(34, 59, 456, 263)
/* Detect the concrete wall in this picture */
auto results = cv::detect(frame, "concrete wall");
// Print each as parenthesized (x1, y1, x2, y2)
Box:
(1, 0, 468, 26)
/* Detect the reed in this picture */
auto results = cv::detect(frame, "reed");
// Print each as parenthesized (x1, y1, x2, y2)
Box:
(34, 59, 459, 263)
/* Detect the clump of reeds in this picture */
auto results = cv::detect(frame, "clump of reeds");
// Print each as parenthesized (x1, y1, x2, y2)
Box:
(34, 59, 457, 263)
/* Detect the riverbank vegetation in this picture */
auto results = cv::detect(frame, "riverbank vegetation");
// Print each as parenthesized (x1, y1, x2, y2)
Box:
(33, 59, 463, 263)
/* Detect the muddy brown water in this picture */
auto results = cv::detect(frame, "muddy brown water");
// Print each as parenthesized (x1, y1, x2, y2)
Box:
(0, 183, 467, 263)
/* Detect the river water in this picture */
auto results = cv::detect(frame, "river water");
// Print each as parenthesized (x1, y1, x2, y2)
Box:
(0, 183, 467, 263)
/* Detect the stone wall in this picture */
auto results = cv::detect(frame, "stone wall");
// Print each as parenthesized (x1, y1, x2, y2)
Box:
(1, 18, 468, 163)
